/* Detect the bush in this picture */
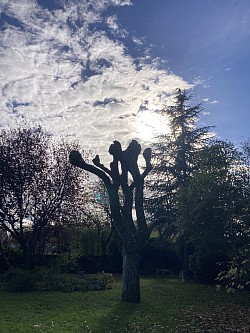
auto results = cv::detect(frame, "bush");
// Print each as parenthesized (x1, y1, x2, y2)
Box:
(3, 269, 35, 292)
(2, 267, 114, 293)
(41, 273, 90, 292)
(216, 248, 250, 292)
(94, 272, 114, 290)
(28, 267, 89, 292)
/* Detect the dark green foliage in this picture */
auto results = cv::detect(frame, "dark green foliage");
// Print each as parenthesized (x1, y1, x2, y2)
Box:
(146, 89, 212, 228)
(35, 267, 91, 292)
(0, 246, 23, 273)
(39, 272, 90, 292)
(2, 269, 35, 292)
(1, 266, 116, 293)
(189, 252, 226, 283)
(176, 140, 250, 282)
(145, 89, 214, 281)
(80, 229, 105, 256)
(146, 88, 250, 285)
(140, 234, 179, 274)
(95, 272, 115, 290)
(77, 253, 122, 274)
(159, 89, 210, 185)
(215, 140, 250, 290)
(216, 247, 250, 292)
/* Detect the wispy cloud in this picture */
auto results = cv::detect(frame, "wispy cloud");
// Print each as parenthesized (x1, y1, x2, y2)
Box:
(202, 98, 219, 105)
(0, 0, 191, 161)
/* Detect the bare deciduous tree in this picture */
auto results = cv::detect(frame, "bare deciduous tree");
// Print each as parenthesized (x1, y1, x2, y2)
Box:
(0, 126, 87, 269)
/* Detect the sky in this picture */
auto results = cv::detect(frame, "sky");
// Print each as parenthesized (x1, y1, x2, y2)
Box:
(1, 0, 250, 163)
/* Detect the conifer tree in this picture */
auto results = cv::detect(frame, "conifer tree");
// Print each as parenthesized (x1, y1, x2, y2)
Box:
(146, 88, 213, 229)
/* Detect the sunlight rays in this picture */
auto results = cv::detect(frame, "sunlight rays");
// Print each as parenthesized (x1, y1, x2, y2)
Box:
(135, 110, 170, 143)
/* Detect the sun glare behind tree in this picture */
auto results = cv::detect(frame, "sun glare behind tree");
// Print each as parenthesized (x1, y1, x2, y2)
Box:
(136, 109, 171, 142)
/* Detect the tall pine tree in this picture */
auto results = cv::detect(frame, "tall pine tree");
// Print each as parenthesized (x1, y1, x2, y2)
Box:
(146, 89, 213, 231)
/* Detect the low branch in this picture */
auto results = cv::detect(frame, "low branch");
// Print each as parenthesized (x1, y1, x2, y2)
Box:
(92, 155, 112, 177)
(121, 140, 141, 181)
(69, 150, 112, 190)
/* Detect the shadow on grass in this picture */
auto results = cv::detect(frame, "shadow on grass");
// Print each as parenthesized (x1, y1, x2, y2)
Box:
(96, 300, 139, 333)
(2, 276, 249, 333)
(90, 277, 182, 333)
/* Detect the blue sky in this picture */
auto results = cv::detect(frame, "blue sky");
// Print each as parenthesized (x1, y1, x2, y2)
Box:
(0, 0, 249, 160)
(114, 0, 250, 142)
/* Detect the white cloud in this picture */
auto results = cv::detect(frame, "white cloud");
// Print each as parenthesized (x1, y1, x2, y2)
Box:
(132, 36, 144, 45)
(202, 98, 219, 105)
(0, 0, 191, 163)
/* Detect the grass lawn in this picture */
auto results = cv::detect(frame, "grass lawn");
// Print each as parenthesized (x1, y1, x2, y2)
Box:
(0, 276, 249, 333)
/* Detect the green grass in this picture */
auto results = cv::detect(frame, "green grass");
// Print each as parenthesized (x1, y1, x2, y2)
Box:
(0, 277, 249, 333)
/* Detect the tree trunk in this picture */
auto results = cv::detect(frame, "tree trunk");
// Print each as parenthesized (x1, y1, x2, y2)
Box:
(121, 245, 141, 303)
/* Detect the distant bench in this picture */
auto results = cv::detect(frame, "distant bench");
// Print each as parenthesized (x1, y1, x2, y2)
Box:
(156, 268, 173, 275)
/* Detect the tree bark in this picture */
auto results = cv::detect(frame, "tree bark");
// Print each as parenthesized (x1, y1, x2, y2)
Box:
(121, 244, 141, 303)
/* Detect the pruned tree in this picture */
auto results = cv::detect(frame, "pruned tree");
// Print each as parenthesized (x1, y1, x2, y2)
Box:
(70, 140, 153, 303)
(0, 125, 87, 269)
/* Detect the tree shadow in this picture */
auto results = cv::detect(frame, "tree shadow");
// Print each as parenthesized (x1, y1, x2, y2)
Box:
(95, 300, 140, 333)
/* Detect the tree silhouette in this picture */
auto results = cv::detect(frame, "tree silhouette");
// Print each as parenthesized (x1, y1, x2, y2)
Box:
(146, 89, 213, 272)
(70, 140, 153, 303)
(0, 126, 86, 269)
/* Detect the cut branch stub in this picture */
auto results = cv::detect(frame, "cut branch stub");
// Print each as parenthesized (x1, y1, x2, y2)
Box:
(143, 147, 152, 164)
(92, 155, 100, 165)
(109, 140, 122, 158)
(143, 148, 153, 170)
(121, 140, 141, 180)
(69, 150, 86, 169)
(92, 155, 112, 176)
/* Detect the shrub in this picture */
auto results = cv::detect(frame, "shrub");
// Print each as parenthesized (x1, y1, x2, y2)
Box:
(2, 267, 114, 293)
(95, 272, 114, 290)
(41, 273, 90, 292)
(4, 269, 35, 292)
(216, 248, 250, 292)
(31, 267, 89, 292)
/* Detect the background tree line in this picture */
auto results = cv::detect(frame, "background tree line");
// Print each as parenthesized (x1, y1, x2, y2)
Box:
(0, 89, 249, 296)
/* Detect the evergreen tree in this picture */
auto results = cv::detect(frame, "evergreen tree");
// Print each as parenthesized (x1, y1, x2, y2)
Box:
(146, 88, 213, 229)
(176, 140, 243, 281)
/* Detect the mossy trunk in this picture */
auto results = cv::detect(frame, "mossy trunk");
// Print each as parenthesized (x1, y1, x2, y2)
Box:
(121, 245, 140, 303)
